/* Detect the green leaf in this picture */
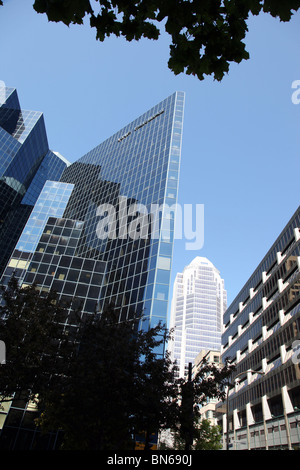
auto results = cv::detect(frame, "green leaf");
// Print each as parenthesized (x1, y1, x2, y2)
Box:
(33, 0, 93, 25)
(263, 0, 300, 21)
(18, 0, 299, 80)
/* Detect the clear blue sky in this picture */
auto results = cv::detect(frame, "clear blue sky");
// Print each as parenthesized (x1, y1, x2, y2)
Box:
(1, 0, 299, 311)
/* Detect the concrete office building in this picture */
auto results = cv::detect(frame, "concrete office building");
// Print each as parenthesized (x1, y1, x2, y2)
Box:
(217, 206, 300, 450)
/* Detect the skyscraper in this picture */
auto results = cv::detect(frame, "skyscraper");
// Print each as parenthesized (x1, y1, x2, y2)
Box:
(217, 206, 300, 450)
(0, 85, 69, 277)
(1, 91, 184, 328)
(168, 256, 227, 378)
(0, 91, 185, 449)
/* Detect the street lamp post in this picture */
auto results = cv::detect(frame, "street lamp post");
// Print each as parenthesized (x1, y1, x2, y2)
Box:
(226, 369, 265, 450)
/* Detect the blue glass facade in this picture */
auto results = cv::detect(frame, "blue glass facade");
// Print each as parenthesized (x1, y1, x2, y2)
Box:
(2, 92, 184, 329)
(16, 181, 75, 254)
(0, 86, 69, 276)
(0, 91, 185, 449)
(1, 181, 75, 288)
(21, 152, 70, 206)
(60, 91, 184, 329)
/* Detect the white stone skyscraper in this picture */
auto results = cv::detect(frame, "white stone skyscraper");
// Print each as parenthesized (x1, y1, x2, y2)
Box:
(168, 256, 227, 378)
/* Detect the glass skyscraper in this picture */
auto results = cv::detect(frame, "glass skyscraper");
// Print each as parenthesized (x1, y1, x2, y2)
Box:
(0, 91, 184, 449)
(168, 256, 227, 378)
(0, 85, 69, 277)
(1, 91, 184, 334)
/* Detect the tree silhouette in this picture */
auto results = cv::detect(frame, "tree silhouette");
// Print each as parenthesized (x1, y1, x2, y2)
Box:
(36, 306, 179, 450)
(1, 0, 297, 81)
(0, 276, 235, 450)
(0, 275, 78, 408)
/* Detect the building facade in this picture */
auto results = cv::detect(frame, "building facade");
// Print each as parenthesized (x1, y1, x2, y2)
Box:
(0, 91, 185, 449)
(168, 256, 227, 378)
(0, 85, 69, 277)
(217, 206, 300, 450)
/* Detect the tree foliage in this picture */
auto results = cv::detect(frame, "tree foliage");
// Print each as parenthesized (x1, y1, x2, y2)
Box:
(0, 276, 78, 407)
(4, 0, 297, 81)
(170, 419, 223, 450)
(0, 278, 177, 450)
(36, 305, 179, 450)
(193, 419, 223, 450)
(176, 357, 234, 449)
(0, 276, 234, 450)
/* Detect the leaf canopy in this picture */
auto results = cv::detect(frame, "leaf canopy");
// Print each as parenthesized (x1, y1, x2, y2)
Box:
(24, 0, 300, 80)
